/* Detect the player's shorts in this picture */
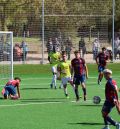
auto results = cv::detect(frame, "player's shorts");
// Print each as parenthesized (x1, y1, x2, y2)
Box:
(98, 65, 105, 73)
(102, 100, 115, 114)
(61, 76, 72, 85)
(4, 85, 16, 97)
(51, 66, 57, 74)
(73, 74, 85, 85)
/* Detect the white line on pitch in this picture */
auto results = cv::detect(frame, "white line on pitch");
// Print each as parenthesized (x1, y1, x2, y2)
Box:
(0, 101, 63, 107)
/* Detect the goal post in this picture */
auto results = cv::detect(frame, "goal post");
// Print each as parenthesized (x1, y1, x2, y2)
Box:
(0, 31, 13, 80)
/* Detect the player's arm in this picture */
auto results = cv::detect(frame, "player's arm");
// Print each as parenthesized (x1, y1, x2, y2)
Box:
(17, 85, 20, 98)
(95, 55, 99, 65)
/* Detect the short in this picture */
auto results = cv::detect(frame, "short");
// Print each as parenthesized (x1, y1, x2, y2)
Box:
(51, 66, 57, 74)
(73, 74, 85, 85)
(98, 65, 105, 73)
(4, 85, 16, 96)
(102, 100, 115, 114)
(61, 76, 72, 85)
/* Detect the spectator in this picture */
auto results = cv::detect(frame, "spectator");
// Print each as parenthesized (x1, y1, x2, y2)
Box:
(65, 37, 73, 60)
(46, 38, 53, 60)
(53, 37, 60, 52)
(114, 37, 120, 59)
(20, 41, 28, 61)
(92, 38, 100, 60)
(13, 43, 22, 61)
(79, 37, 86, 58)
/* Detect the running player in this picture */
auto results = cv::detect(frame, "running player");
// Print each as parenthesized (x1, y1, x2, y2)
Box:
(1, 77, 21, 99)
(95, 47, 109, 85)
(57, 51, 74, 98)
(48, 46, 61, 89)
(71, 50, 88, 101)
(102, 69, 120, 129)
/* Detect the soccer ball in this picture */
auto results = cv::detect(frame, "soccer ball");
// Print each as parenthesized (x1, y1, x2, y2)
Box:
(93, 96, 101, 104)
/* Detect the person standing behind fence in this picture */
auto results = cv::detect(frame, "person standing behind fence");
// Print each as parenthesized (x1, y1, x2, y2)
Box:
(53, 37, 61, 52)
(21, 41, 28, 61)
(79, 37, 86, 58)
(92, 38, 100, 60)
(114, 37, 120, 60)
(65, 37, 73, 60)
(46, 38, 53, 60)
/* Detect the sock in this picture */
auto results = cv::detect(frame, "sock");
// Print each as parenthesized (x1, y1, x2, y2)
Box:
(75, 88, 79, 99)
(106, 116, 116, 126)
(82, 88, 86, 96)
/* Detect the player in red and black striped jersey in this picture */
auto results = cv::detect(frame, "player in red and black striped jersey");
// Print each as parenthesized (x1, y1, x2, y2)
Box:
(95, 47, 109, 85)
(101, 69, 120, 129)
(1, 77, 21, 99)
(71, 50, 88, 101)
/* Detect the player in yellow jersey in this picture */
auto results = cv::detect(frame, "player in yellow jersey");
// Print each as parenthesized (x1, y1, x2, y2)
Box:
(48, 46, 61, 89)
(57, 51, 75, 98)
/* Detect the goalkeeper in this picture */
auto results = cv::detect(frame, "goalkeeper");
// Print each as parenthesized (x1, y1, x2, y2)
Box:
(48, 46, 61, 89)
(1, 77, 21, 99)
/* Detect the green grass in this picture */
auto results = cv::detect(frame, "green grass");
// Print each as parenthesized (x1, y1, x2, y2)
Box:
(0, 63, 120, 129)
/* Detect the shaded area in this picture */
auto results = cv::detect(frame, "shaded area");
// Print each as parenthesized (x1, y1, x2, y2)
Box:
(68, 122, 104, 126)
(20, 97, 67, 103)
(21, 87, 49, 90)
(74, 104, 102, 107)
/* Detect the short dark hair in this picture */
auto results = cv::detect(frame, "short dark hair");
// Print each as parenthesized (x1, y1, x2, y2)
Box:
(102, 47, 106, 51)
(61, 51, 66, 55)
(74, 50, 80, 54)
(14, 77, 21, 82)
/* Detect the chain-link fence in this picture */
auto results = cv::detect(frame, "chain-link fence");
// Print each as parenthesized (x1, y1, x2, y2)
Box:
(0, 0, 115, 65)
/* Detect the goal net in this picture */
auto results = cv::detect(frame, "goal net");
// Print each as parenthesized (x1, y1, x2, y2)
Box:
(0, 32, 13, 80)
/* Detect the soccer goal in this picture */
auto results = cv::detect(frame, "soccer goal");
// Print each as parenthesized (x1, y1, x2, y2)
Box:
(0, 31, 13, 80)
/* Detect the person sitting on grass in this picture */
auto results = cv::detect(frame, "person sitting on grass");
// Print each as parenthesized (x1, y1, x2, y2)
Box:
(1, 77, 21, 99)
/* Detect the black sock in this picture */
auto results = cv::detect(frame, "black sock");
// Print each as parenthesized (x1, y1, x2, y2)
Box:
(82, 88, 86, 96)
(106, 116, 116, 126)
(75, 88, 79, 99)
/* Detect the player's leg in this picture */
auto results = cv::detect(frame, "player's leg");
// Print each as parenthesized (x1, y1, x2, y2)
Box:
(51, 66, 57, 89)
(3, 87, 9, 99)
(73, 76, 80, 101)
(7, 86, 19, 99)
(80, 75, 87, 101)
(102, 100, 118, 129)
(62, 77, 69, 98)
(98, 65, 104, 85)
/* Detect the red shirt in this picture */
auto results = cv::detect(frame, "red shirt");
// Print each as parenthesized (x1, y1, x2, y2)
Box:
(96, 52, 108, 66)
(105, 78, 118, 103)
(6, 80, 20, 87)
(71, 58, 85, 75)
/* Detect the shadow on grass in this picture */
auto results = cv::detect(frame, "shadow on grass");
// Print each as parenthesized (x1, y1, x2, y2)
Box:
(21, 87, 50, 90)
(74, 104, 102, 107)
(68, 122, 104, 126)
(20, 97, 66, 103)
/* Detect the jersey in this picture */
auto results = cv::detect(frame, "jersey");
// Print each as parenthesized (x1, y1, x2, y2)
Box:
(96, 52, 108, 67)
(58, 60, 71, 78)
(6, 79, 20, 87)
(49, 52, 61, 66)
(71, 58, 85, 76)
(105, 78, 118, 103)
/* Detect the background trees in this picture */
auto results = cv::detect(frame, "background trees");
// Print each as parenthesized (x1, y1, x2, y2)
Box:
(0, 0, 120, 39)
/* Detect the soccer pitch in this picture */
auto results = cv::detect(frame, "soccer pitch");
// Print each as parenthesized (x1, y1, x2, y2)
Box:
(0, 63, 119, 129)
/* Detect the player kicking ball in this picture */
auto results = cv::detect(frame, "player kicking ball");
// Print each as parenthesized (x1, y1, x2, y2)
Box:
(101, 69, 120, 129)
(57, 51, 75, 98)
(1, 77, 21, 100)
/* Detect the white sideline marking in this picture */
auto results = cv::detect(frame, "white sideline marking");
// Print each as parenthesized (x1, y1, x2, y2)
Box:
(0, 101, 62, 107)
(0, 99, 104, 108)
